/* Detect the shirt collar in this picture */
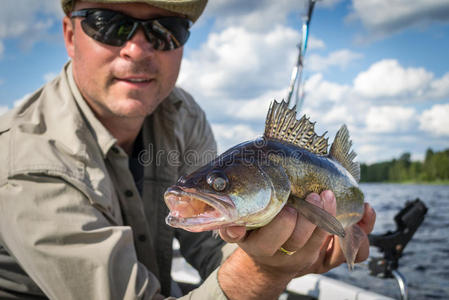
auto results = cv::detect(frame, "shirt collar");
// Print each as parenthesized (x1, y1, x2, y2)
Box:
(65, 61, 185, 158)
(66, 61, 117, 157)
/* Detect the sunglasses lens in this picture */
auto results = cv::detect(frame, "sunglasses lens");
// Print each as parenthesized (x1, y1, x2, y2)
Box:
(145, 18, 190, 50)
(81, 10, 134, 46)
(77, 9, 190, 50)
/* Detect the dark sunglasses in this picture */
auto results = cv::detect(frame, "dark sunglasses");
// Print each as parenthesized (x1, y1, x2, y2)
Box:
(71, 8, 191, 50)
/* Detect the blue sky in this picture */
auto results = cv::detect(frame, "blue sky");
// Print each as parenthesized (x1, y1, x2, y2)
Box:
(1, 0, 449, 163)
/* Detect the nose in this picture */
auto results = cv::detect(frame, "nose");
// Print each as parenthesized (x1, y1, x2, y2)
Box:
(119, 26, 154, 60)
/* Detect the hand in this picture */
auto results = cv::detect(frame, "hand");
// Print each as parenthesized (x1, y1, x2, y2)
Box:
(217, 191, 376, 299)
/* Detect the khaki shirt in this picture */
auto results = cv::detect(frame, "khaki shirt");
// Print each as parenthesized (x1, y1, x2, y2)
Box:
(0, 62, 235, 299)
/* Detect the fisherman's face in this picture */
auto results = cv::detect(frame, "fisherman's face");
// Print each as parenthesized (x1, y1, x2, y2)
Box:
(63, 1, 183, 119)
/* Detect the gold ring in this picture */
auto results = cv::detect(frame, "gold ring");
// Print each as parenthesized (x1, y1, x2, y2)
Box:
(279, 247, 296, 256)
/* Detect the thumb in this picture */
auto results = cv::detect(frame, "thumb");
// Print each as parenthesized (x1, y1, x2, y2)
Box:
(219, 226, 246, 243)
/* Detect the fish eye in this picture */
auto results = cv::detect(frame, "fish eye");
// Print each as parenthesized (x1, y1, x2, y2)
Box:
(206, 171, 228, 192)
(212, 177, 227, 191)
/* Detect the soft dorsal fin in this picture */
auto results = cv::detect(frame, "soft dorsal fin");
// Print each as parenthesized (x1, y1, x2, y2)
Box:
(329, 125, 360, 182)
(264, 100, 328, 156)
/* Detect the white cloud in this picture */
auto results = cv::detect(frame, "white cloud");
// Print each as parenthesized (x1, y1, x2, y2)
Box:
(365, 106, 416, 133)
(308, 36, 326, 50)
(229, 89, 285, 122)
(0, 106, 8, 116)
(200, 0, 449, 43)
(197, 55, 446, 163)
(0, 0, 62, 48)
(303, 73, 351, 105)
(419, 104, 449, 136)
(428, 73, 449, 99)
(204, 0, 305, 31)
(44, 72, 58, 83)
(179, 25, 299, 101)
(181, 2, 449, 163)
(347, 0, 449, 39)
(307, 49, 363, 72)
(0, 92, 33, 118)
(212, 123, 260, 153)
(203, 0, 343, 32)
(357, 144, 385, 164)
(320, 0, 345, 8)
(321, 105, 355, 126)
(353, 59, 434, 99)
(14, 93, 32, 108)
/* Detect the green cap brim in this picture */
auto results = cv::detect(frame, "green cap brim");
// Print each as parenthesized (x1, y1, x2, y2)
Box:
(61, 0, 207, 23)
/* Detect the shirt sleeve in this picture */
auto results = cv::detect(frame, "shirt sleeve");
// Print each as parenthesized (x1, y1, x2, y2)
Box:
(174, 229, 223, 280)
(177, 268, 228, 300)
(0, 176, 163, 300)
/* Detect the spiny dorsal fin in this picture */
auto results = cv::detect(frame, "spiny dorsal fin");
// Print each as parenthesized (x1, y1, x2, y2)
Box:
(264, 100, 328, 156)
(329, 125, 360, 182)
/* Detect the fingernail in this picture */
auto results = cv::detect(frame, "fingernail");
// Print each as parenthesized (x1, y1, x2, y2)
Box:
(285, 205, 297, 215)
(323, 190, 334, 203)
(226, 228, 239, 239)
(367, 203, 376, 218)
(308, 193, 322, 205)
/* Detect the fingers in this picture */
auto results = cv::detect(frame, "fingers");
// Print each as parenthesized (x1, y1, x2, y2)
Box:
(240, 206, 298, 256)
(219, 226, 247, 243)
(321, 190, 337, 217)
(354, 203, 376, 262)
(280, 194, 320, 251)
(300, 191, 336, 253)
(358, 203, 376, 234)
(220, 191, 376, 280)
(222, 190, 358, 269)
(354, 233, 370, 262)
(282, 191, 336, 254)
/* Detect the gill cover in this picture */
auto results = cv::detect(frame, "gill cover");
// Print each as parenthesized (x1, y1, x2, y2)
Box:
(222, 160, 273, 222)
(233, 158, 291, 228)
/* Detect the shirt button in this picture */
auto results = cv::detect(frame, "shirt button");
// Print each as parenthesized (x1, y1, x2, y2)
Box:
(138, 234, 147, 242)
(125, 190, 134, 197)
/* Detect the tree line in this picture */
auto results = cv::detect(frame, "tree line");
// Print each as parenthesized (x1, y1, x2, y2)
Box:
(360, 148, 449, 183)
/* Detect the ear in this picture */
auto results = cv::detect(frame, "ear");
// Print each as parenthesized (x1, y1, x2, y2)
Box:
(62, 16, 75, 58)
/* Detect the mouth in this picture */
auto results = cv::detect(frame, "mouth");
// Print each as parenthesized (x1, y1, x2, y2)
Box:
(164, 186, 237, 232)
(114, 76, 154, 87)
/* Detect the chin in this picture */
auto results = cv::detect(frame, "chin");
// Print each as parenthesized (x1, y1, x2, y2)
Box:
(110, 99, 155, 118)
(116, 108, 149, 118)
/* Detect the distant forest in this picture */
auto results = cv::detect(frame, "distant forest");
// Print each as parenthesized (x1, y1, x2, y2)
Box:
(360, 148, 449, 183)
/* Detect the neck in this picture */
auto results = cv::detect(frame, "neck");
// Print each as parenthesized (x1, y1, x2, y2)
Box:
(99, 115, 144, 155)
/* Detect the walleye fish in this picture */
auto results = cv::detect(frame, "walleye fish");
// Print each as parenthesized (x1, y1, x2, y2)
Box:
(164, 100, 365, 268)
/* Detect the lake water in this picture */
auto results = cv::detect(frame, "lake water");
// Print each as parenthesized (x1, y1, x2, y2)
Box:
(326, 183, 449, 299)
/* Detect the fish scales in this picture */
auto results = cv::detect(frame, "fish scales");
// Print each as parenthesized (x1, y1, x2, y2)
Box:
(164, 100, 366, 268)
(233, 138, 364, 228)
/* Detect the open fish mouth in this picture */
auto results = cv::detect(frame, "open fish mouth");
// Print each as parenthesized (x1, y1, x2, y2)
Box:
(164, 186, 238, 232)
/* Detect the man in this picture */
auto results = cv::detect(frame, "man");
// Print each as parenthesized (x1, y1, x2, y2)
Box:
(0, 0, 376, 299)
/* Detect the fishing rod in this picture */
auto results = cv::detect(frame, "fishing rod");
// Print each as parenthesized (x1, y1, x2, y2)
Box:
(286, 0, 317, 111)
(285, 4, 428, 299)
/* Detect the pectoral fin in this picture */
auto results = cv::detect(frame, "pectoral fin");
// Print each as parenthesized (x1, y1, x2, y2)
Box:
(289, 195, 345, 238)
